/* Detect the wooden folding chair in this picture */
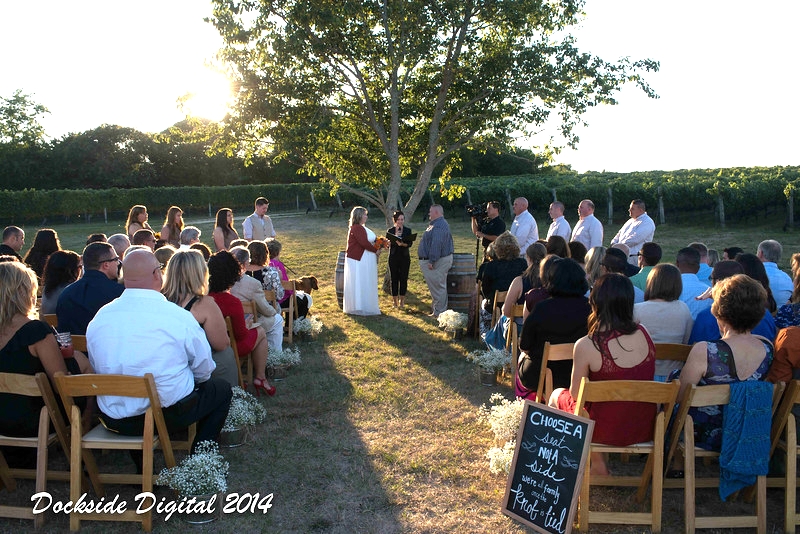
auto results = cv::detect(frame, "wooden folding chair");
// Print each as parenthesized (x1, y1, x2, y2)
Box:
(664, 383, 774, 534)
(281, 280, 296, 343)
(654, 343, 692, 363)
(225, 316, 253, 390)
(53, 372, 179, 532)
(491, 290, 507, 329)
(71, 334, 87, 353)
(574, 377, 680, 533)
(42, 314, 58, 328)
(534, 342, 575, 404)
(765, 379, 800, 533)
(504, 304, 524, 378)
(0, 372, 71, 528)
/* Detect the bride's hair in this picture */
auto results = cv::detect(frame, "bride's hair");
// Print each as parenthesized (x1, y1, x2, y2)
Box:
(349, 206, 367, 227)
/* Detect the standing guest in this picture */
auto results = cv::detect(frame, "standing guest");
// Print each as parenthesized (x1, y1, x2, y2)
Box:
(545, 235, 570, 258)
(266, 239, 311, 317)
(180, 226, 202, 250)
(689, 260, 776, 344)
(509, 197, 539, 256)
(23, 228, 61, 278)
(471, 201, 505, 257)
(418, 204, 454, 318)
(610, 199, 655, 265)
(689, 242, 713, 286)
(545, 201, 571, 240)
(570, 199, 603, 250)
(56, 242, 124, 335)
(162, 250, 239, 388)
(242, 197, 276, 241)
(208, 251, 275, 397)
(86, 233, 107, 245)
(722, 246, 744, 260)
(583, 246, 606, 289)
(0, 226, 24, 261)
(132, 229, 156, 250)
(0, 262, 92, 438)
(107, 233, 131, 259)
(87, 249, 232, 452)
(629, 242, 662, 292)
(676, 247, 712, 319)
(40, 250, 82, 316)
(160, 206, 184, 248)
(386, 210, 412, 309)
(213, 208, 240, 252)
(776, 253, 800, 328)
(549, 273, 656, 475)
(757, 239, 793, 306)
(343, 206, 382, 316)
(125, 205, 152, 240)
(229, 246, 284, 351)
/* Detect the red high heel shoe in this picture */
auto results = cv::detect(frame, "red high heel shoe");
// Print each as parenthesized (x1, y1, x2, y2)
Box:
(253, 377, 276, 397)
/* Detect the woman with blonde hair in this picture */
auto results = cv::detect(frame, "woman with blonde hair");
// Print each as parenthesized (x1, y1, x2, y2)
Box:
(160, 206, 184, 248)
(162, 250, 238, 387)
(125, 205, 152, 240)
(213, 208, 239, 252)
(343, 206, 382, 315)
(0, 261, 92, 437)
(584, 246, 606, 288)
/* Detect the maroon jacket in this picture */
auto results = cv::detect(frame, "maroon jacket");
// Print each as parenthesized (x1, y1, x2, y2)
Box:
(346, 224, 379, 260)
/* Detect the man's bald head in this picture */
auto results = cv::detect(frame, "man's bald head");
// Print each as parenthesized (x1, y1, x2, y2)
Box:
(122, 249, 162, 290)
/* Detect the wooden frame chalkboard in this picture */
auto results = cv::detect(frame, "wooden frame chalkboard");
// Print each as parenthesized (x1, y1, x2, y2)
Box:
(502, 400, 594, 534)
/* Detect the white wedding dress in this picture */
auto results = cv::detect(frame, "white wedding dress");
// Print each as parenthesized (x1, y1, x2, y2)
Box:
(343, 226, 381, 316)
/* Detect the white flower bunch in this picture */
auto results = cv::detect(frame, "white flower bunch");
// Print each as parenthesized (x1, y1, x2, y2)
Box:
(156, 440, 229, 495)
(437, 310, 468, 330)
(478, 393, 525, 442)
(267, 346, 302, 367)
(223, 386, 268, 431)
(486, 441, 516, 475)
(467, 347, 511, 372)
(293, 315, 323, 335)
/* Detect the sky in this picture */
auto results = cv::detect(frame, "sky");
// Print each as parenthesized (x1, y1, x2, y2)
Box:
(1, 1, 798, 174)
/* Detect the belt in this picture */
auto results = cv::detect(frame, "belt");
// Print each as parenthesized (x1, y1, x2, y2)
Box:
(419, 257, 429, 260)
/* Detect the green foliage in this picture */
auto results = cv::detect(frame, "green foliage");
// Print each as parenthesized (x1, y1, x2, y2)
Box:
(0, 89, 49, 148)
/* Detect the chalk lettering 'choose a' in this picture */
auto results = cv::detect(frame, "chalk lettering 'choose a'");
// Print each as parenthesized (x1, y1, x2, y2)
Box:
(529, 411, 583, 439)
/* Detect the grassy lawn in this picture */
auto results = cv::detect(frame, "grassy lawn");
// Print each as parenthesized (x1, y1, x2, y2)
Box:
(1, 208, 797, 533)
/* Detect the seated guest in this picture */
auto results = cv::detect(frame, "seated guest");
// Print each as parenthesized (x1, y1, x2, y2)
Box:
(208, 251, 275, 396)
(162, 250, 238, 387)
(688, 242, 713, 286)
(676, 247, 712, 319)
(266, 238, 311, 318)
(229, 246, 284, 352)
(545, 235, 570, 258)
(736, 253, 778, 314)
(583, 246, 606, 289)
(776, 252, 800, 329)
(107, 233, 131, 259)
(629, 242, 662, 292)
(244, 241, 284, 301)
(132, 229, 156, 250)
(190, 242, 212, 261)
(757, 239, 793, 306)
(180, 226, 202, 250)
(229, 239, 249, 249)
(40, 250, 82, 316)
(517, 258, 590, 400)
(672, 274, 773, 452)
(86, 233, 107, 245)
(568, 241, 587, 268)
(601, 248, 644, 303)
(160, 206, 184, 248)
(523, 254, 560, 321)
(689, 261, 777, 344)
(722, 246, 743, 260)
(0, 226, 24, 261)
(56, 242, 124, 335)
(707, 248, 719, 267)
(87, 249, 231, 452)
(24, 229, 61, 279)
(502, 242, 547, 324)
(767, 326, 800, 384)
(477, 232, 527, 312)
(610, 243, 640, 277)
(549, 273, 656, 475)
(154, 245, 177, 274)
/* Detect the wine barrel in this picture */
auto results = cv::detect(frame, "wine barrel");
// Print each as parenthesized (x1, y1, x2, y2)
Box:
(335, 251, 345, 309)
(446, 253, 476, 314)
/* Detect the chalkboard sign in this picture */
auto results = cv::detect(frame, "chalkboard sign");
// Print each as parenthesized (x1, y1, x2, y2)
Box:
(502, 401, 594, 534)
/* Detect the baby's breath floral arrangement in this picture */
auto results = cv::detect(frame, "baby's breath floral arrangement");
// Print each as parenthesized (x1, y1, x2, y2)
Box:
(156, 440, 229, 495)
(293, 315, 323, 335)
(467, 347, 511, 372)
(437, 310, 468, 331)
(478, 394, 524, 475)
(223, 386, 268, 431)
(267, 346, 302, 368)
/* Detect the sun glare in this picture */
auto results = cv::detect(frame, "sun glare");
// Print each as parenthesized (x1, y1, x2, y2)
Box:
(180, 69, 233, 122)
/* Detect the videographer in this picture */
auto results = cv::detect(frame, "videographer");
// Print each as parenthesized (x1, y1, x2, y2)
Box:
(471, 201, 506, 254)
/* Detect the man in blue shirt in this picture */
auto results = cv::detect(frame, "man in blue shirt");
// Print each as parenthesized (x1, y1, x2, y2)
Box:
(758, 239, 793, 306)
(676, 247, 712, 320)
(418, 205, 454, 317)
(56, 242, 124, 335)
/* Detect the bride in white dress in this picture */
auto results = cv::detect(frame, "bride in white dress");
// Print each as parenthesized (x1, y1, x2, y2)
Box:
(343, 206, 382, 315)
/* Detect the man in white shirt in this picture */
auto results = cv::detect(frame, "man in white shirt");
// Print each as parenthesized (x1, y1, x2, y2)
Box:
(509, 197, 538, 255)
(545, 201, 571, 240)
(610, 199, 655, 265)
(243, 197, 276, 240)
(179, 226, 201, 250)
(570, 199, 603, 250)
(87, 248, 232, 452)
(757, 239, 793, 306)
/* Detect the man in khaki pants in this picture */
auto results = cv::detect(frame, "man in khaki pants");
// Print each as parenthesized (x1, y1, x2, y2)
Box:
(418, 205, 454, 318)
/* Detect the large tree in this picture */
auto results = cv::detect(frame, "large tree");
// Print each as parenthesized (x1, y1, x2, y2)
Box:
(209, 0, 658, 223)
(0, 89, 49, 148)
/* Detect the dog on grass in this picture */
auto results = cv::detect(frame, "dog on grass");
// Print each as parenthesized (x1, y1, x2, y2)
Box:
(293, 276, 319, 294)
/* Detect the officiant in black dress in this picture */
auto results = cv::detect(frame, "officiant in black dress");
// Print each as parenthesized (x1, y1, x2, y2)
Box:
(386, 210, 413, 309)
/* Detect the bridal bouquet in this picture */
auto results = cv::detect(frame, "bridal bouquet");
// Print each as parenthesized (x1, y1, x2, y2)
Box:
(374, 236, 390, 249)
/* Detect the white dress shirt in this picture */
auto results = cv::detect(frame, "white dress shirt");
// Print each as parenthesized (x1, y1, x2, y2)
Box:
(571, 213, 603, 250)
(87, 288, 215, 419)
(509, 210, 538, 254)
(610, 212, 655, 264)
(546, 216, 571, 240)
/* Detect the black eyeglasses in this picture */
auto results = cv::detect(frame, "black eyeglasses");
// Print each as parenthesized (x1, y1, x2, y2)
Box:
(100, 257, 121, 265)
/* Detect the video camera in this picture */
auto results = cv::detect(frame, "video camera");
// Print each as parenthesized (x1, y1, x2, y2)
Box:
(465, 203, 487, 219)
